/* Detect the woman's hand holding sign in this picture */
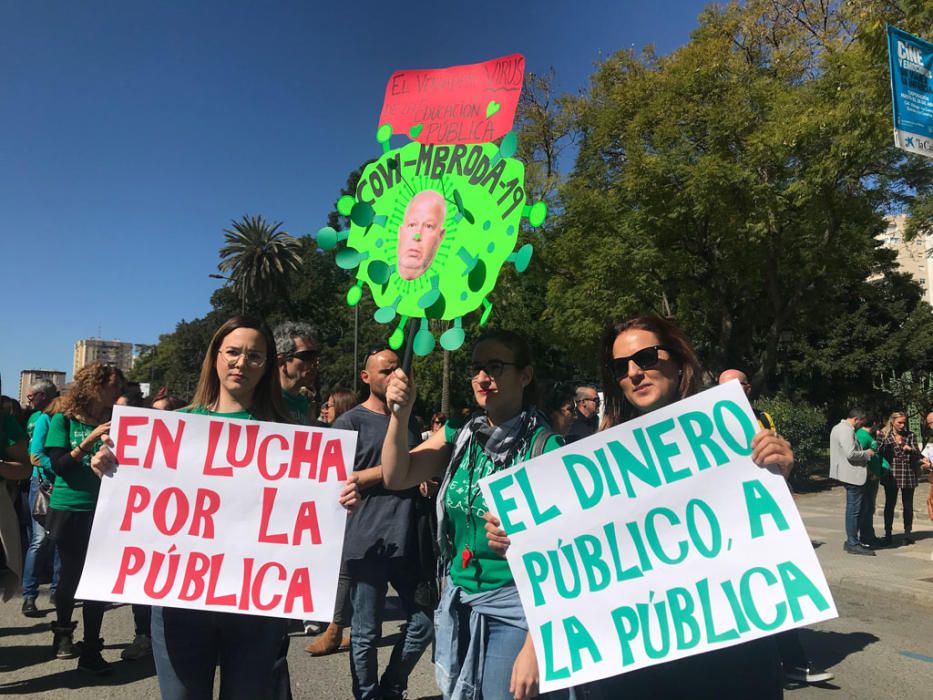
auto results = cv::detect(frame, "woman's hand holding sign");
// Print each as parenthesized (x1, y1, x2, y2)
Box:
(751, 429, 794, 478)
(386, 368, 417, 416)
(339, 474, 361, 511)
(484, 512, 510, 556)
(91, 435, 116, 478)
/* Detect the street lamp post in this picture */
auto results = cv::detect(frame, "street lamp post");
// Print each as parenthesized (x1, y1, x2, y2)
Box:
(209, 274, 246, 315)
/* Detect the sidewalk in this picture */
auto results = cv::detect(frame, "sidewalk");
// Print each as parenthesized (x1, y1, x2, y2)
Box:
(793, 480, 933, 608)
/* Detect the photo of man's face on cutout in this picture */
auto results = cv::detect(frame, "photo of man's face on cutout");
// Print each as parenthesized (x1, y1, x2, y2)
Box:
(396, 190, 446, 281)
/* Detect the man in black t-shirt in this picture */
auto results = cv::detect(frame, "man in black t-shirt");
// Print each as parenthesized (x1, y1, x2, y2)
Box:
(336, 347, 432, 700)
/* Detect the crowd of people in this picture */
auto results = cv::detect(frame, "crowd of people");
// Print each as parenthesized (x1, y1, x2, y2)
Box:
(0, 312, 930, 699)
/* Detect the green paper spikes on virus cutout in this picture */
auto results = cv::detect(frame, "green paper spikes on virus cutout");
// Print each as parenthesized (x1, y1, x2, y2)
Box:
(317, 123, 547, 355)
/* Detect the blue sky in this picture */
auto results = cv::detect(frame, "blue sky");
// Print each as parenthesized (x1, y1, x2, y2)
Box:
(1, 0, 711, 395)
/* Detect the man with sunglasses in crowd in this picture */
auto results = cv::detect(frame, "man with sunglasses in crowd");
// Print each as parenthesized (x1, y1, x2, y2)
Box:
(333, 345, 432, 700)
(566, 382, 601, 444)
(274, 321, 322, 425)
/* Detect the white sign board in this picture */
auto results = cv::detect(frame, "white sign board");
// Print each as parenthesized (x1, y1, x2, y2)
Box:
(76, 406, 356, 621)
(479, 381, 836, 692)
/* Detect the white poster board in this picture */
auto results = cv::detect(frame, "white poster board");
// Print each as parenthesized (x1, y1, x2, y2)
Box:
(76, 406, 356, 621)
(479, 381, 836, 692)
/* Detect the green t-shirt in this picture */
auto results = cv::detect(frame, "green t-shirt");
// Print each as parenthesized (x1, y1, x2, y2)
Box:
(180, 406, 255, 420)
(46, 414, 105, 511)
(26, 411, 41, 439)
(281, 391, 309, 425)
(2, 413, 27, 451)
(443, 422, 563, 594)
(856, 427, 888, 478)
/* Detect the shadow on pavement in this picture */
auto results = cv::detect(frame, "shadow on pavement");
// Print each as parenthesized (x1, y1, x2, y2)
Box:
(0, 622, 49, 639)
(0, 656, 156, 695)
(797, 628, 880, 668)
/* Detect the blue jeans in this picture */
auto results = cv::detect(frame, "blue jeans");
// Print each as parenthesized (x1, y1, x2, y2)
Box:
(844, 483, 863, 546)
(349, 557, 434, 699)
(152, 606, 288, 700)
(22, 476, 60, 599)
(478, 616, 527, 700)
(859, 478, 879, 543)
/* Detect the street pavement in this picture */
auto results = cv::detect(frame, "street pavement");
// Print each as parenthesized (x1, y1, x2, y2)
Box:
(1, 480, 930, 698)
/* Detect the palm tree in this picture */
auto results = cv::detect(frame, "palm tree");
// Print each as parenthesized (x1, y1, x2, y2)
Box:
(218, 215, 303, 314)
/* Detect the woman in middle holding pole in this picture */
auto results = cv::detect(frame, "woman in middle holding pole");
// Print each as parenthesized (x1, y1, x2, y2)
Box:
(381, 329, 565, 700)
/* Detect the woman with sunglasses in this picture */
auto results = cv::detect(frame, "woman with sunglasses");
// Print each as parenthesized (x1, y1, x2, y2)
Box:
(382, 330, 568, 700)
(488, 316, 793, 698)
(92, 316, 361, 698)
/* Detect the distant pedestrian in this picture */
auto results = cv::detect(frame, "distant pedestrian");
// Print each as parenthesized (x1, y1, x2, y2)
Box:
(877, 412, 922, 546)
(565, 383, 600, 443)
(829, 407, 876, 555)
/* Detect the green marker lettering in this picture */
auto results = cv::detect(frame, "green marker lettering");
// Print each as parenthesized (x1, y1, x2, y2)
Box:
(678, 410, 729, 470)
(742, 480, 789, 539)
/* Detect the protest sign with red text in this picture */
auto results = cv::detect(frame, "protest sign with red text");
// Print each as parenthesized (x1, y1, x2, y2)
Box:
(75, 406, 356, 621)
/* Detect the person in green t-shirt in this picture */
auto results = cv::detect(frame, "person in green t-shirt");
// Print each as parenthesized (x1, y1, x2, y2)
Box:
(1, 411, 31, 602)
(43, 362, 124, 671)
(273, 320, 321, 425)
(381, 330, 562, 700)
(91, 316, 360, 699)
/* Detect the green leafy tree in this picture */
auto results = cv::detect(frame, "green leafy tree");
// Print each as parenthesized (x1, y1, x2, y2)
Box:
(535, 0, 933, 405)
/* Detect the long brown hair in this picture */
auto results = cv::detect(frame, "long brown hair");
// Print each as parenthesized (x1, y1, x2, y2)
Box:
(60, 363, 125, 422)
(190, 316, 289, 422)
(329, 389, 357, 420)
(600, 315, 700, 427)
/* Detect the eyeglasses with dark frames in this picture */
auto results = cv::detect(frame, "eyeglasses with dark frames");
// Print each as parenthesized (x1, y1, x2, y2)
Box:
(285, 350, 320, 364)
(611, 345, 668, 381)
(467, 361, 517, 381)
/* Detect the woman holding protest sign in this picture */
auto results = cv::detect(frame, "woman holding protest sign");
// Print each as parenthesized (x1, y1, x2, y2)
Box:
(44, 362, 125, 672)
(382, 329, 567, 700)
(91, 316, 361, 699)
(486, 315, 794, 699)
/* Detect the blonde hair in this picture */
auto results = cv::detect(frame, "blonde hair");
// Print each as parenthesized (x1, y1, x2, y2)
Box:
(881, 411, 907, 439)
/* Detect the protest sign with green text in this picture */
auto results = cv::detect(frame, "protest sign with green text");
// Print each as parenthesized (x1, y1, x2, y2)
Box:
(478, 381, 836, 692)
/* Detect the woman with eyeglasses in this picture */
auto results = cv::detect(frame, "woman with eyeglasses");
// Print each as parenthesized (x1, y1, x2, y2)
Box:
(382, 330, 567, 700)
(91, 316, 360, 698)
(486, 316, 795, 698)
(877, 412, 923, 546)
(43, 362, 125, 672)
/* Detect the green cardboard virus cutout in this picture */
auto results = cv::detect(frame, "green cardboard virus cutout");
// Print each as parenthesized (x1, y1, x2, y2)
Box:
(317, 124, 547, 355)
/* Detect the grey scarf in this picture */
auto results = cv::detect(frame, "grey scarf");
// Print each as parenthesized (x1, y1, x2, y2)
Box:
(435, 408, 546, 570)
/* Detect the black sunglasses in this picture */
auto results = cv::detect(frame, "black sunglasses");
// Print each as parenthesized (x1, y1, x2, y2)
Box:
(611, 345, 668, 381)
(285, 350, 319, 363)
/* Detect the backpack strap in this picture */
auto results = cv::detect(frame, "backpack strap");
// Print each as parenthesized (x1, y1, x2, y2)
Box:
(529, 428, 554, 460)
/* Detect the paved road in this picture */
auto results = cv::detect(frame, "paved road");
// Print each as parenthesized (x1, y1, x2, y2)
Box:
(1, 481, 930, 698)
